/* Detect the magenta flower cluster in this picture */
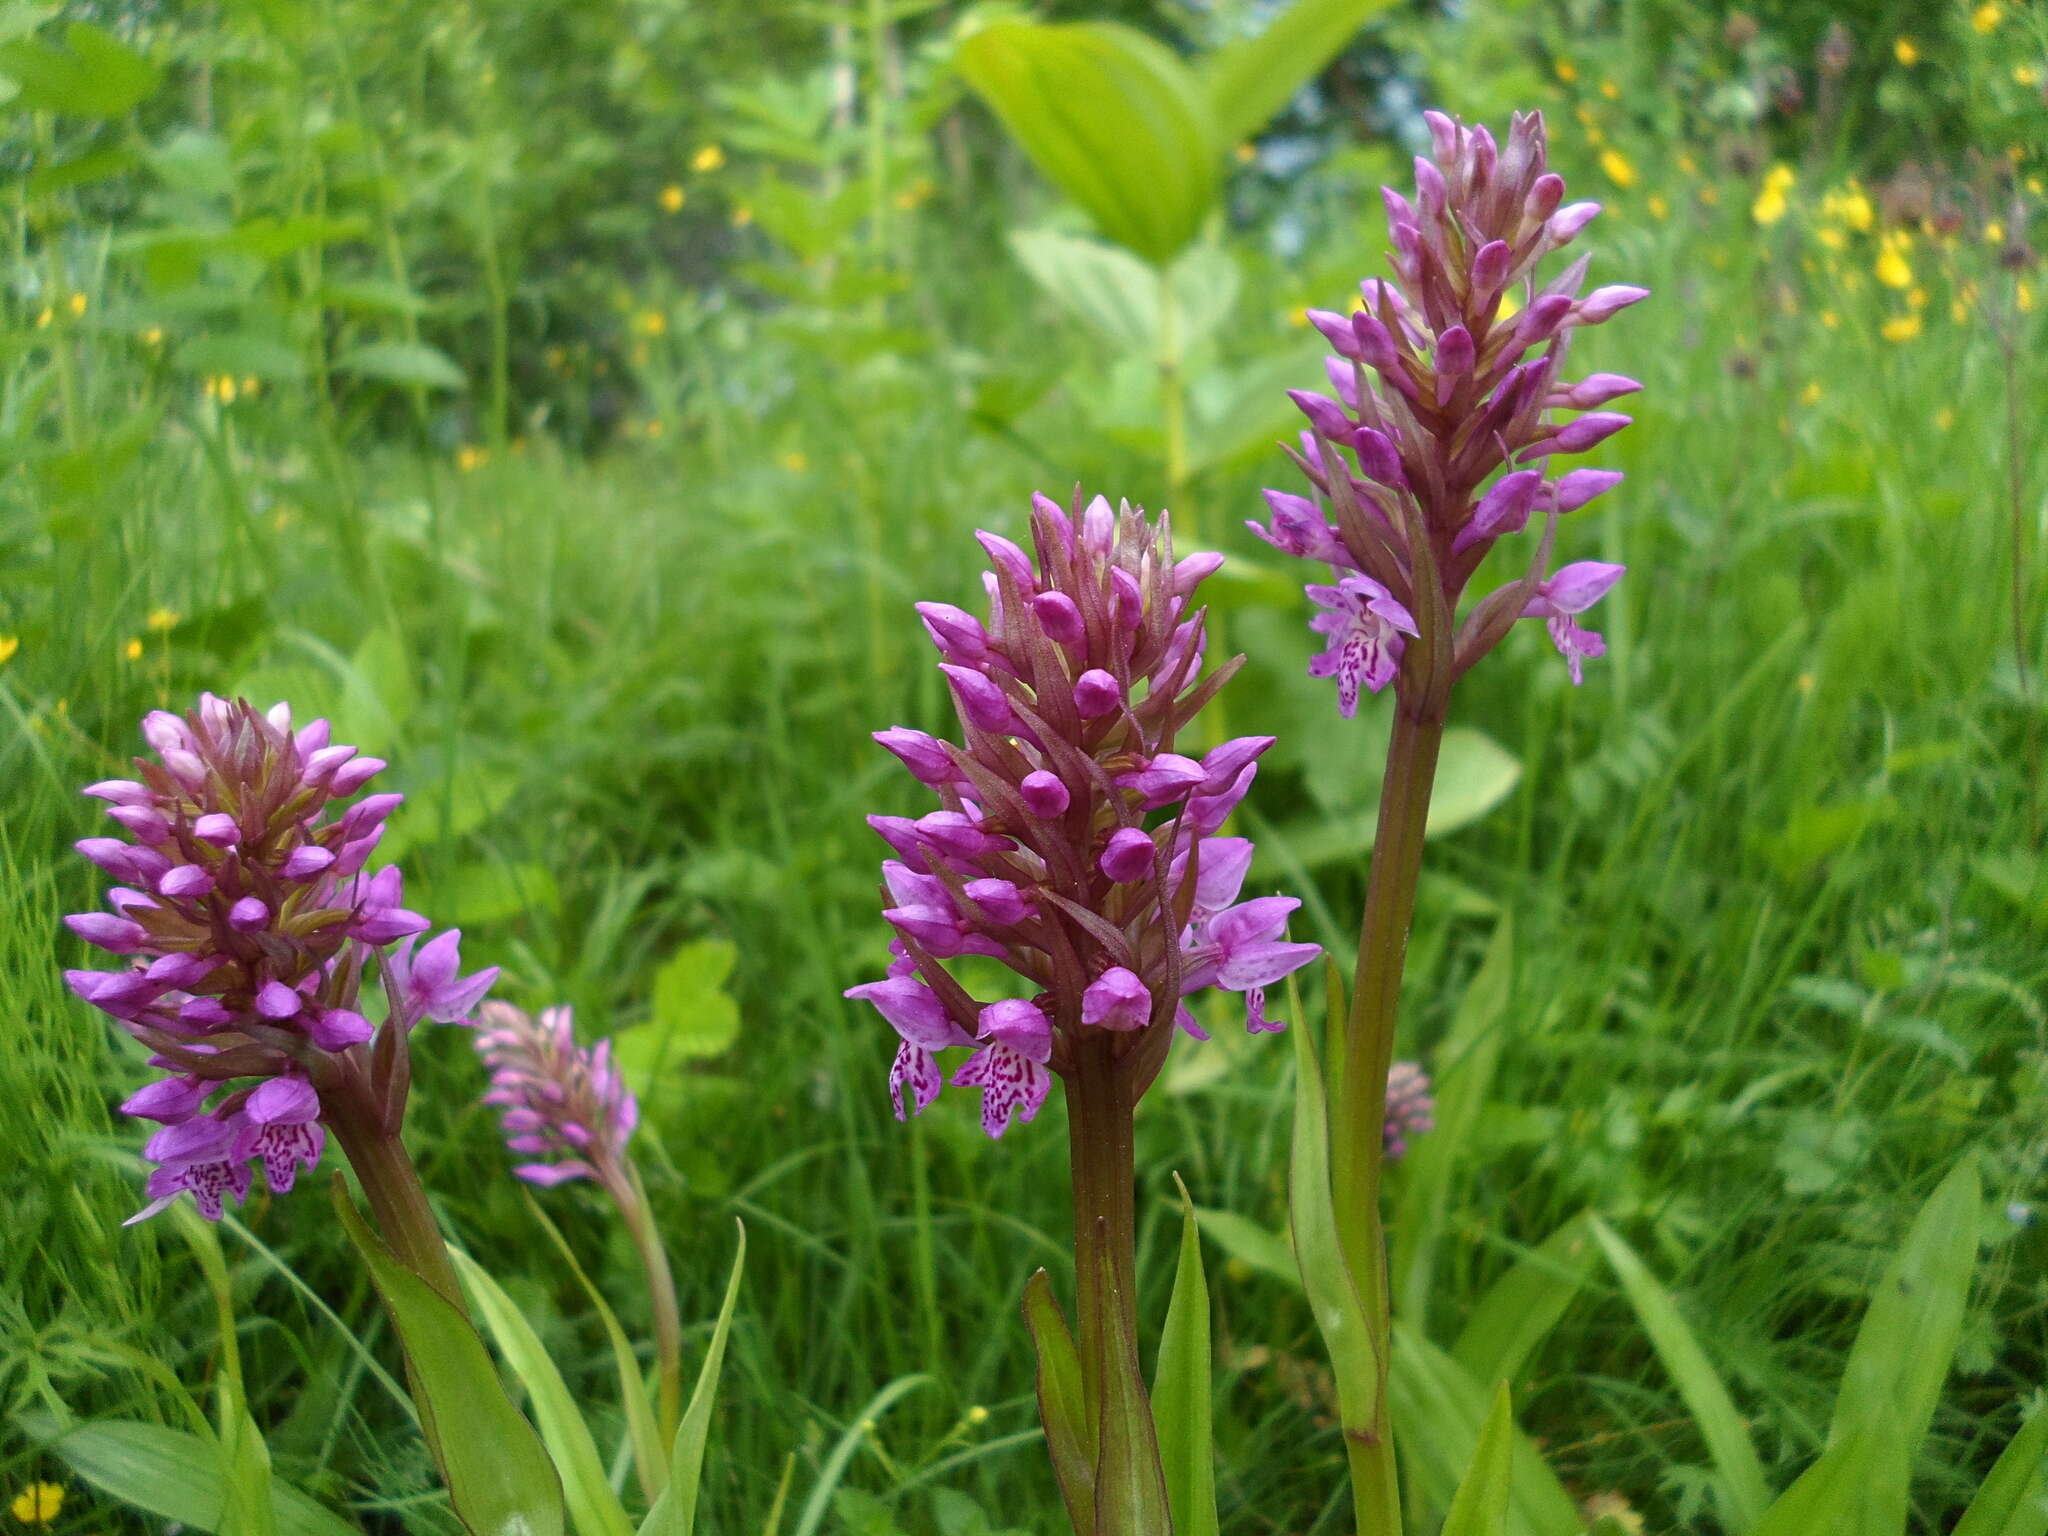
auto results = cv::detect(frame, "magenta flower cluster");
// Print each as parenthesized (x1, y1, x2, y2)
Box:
(65, 696, 497, 1222)
(474, 1002, 639, 1189)
(1382, 1060, 1435, 1162)
(844, 495, 1320, 1137)
(1251, 109, 1642, 712)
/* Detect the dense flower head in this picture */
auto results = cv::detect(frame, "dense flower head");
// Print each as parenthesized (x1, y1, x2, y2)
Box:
(65, 695, 498, 1222)
(473, 1001, 639, 1188)
(846, 495, 1320, 1137)
(1250, 109, 1642, 713)
(1383, 1060, 1435, 1162)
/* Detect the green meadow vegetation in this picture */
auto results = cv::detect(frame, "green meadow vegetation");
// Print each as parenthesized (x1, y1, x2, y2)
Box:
(2, 0, 2045, 1533)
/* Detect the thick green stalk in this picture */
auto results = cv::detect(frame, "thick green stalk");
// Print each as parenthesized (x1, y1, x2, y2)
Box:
(608, 1159, 685, 1447)
(327, 1105, 465, 1312)
(1330, 702, 1446, 1534)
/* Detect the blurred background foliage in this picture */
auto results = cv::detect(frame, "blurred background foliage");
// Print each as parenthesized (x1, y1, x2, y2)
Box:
(1, 0, 2045, 1532)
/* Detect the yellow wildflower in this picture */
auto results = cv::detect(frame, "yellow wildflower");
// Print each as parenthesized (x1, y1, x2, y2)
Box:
(146, 608, 180, 632)
(1234, 142, 1256, 163)
(1882, 313, 1922, 341)
(1952, 297, 1971, 322)
(1647, 193, 1669, 220)
(34, 306, 51, 328)
(1822, 186, 1873, 231)
(1935, 407, 1956, 431)
(691, 144, 726, 173)
(893, 176, 936, 210)
(123, 636, 144, 661)
(634, 308, 668, 337)
(1817, 225, 1847, 250)
(1554, 59, 1578, 83)
(1800, 380, 1823, 404)
(1677, 152, 1698, 176)
(140, 326, 163, 346)
(2020, 280, 2035, 313)
(67, 292, 85, 316)
(1600, 79, 1620, 100)
(2016, 65, 2041, 86)
(1973, 2, 2001, 33)
(1986, 221, 2005, 243)
(965, 1405, 989, 1427)
(10, 1483, 63, 1525)
(1599, 148, 1637, 188)
(0, 635, 17, 665)
(659, 183, 685, 213)
(780, 450, 808, 472)
(1895, 36, 1919, 65)
(1907, 286, 1927, 310)
(731, 205, 753, 228)
(240, 376, 260, 398)
(455, 445, 487, 473)
(1753, 185, 1789, 224)
(1874, 234, 1913, 289)
(1699, 183, 1720, 206)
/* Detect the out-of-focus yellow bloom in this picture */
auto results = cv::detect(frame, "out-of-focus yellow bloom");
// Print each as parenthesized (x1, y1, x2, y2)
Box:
(1907, 286, 1928, 310)
(240, 376, 260, 398)
(659, 183, 685, 213)
(1699, 183, 1720, 206)
(205, 375, 239, 403)
(731, 205, 753, 228)
(141, 325, 163, 346)
(1800, 380, 1823, 404)
(10, 1483, 63, 1525)
(1822, 186, 1873, 231)
(1895, 36, 1919, 65)
(2030, 176, 2045, 194)
(1973, 3, 2002, 33)
(1985, 221, 2005, 242)
(35, 306, 52, 328)
(633, 308, 668, 337)
(1817, 225, 1847, 250)
(1753, 164, 1794, 224)
(1677, 152, 1698, 176)
(146, 608, 179, 632)
(1287, 306, 1310, 328)
(0, 635, 18, 666)
(2021, 280, 2036, 313)
(456, 444, 488, 473)
(691, 144, 726, 172)
(1234, 142, 1256, 163)
(1875, 233, 1913, 289)
(67, 292, 86, 316)
(1936, 407, 1956, 431)
(1599, 79, 1620, 99)
(1599, 148, 1636, 188)
(644, 419, 664, 439)
(2016, 64, 2042, 86)
(1882, 313, 1922, 341)
(123, 636, 144, 661)
(1952, 296, 1971, 322)
(780, 450, 808, 472)
(1554, 58, 1578, 83)
(893, 176, 935, 210)
(1647, 193, 1669, 220)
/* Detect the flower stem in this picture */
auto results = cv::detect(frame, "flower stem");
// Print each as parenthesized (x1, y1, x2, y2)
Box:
(327, 1104, 466, 1312)
(1065, 1043, 1170, 1536)
(610, 1159, 685, 1447)
(1330, 702, 1445, 1535)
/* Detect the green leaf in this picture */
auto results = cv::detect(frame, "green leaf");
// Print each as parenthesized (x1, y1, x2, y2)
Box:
(1428, 729, 1525, 836)
(617, 940, 741, 1088)
(1022, 1272, 1095, 1535)
(1386, 1327, 1584, 1536)
(637, 1220, 746, 1536)
(0, 21, 159, 117)
(334, 341, 467, 391)
(14, 1417, 359, 1536)
(1746, 1432, 1872, 1536)
(1450, 1214, 1597, 1389)
(1396, 914, 1514, 1331)
(526, 1199, 667, 1505)
(1438, 1382, 1514, 1536)
(1588, 1217, 1769, 1532)
(1285, 966, 1381, 1452)
(1827, 1155, 1981, 1533)
(957, 21, 1217, 264)
(1951, 1405, 2048, 1536)
(788, 1376, 930, 1536)
(1200, 0, 1396, 146)
(318, 279, 433, 316)
(1009, 229, 1159, 351)
(176, 334, 307, 381)
(1152, 1176, 1218, 1536)
(1191, 1207, 1296, 1288)
(25, 144, 138, 196)
(449, 1249, 635, 1536)
(175, 1208, 279, 1536)
(331, 1181, 565, 1536)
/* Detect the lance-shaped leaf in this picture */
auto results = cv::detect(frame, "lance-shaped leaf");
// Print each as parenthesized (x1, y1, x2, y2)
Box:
(1200, 0, 1397, 146)
(1745, 1432, 1871, 1536)
(639, 1221, 747, 1536)
(1950, 1405, 2048, 1536)
(332, 1180, 566, 1536)
(1023, 1269, 1096, 1536)
(1451, 1213, 1597, 1389)
(957, 21, 1218, 265)
(1152, 1176, 1218, 1536)
(1438, 1382, 1515, 1536)
(1084, 1215, 1174, 1536)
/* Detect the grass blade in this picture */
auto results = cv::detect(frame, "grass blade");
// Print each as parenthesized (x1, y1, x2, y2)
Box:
(1588, 1217, 1768, 1532)
(1451, 1214, 1597, 1389)
(789, 1375, 931, 1536)
(1746, 1432, 1871, 1536)
(639, 1219, 747, 1536)
(1438, 1382, 1514, 1536)
(1152, 1174, 1218, 1536)
(1951, 1404, 2048, 1536)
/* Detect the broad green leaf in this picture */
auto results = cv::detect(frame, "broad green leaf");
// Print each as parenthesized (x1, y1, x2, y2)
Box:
(1746, 1432, 1871, 1536)
(334, 341, 468, 391)
(527, 1199, 667, 1504)
(1200, 0, 1395, 146)
(1828, 1155, 1981, 1533)
(1438, 1382, 1514, 1536)
(1397, 914, 1514, 1330)
(1451, 1214, 1597, 1390)
(1952, 1405, 2048, 1536)
(1428, 729, 1524, 836)
(449, 1248, 635, 1536)
(1086, 1202, 1174, 1536)
(1021, 1271, 1095, 1536)
(638, 1220, 746, 1536)
(15, 1416, 358, 1536)
(26, 144, 138, 195)
(957, 21, 1217, 264)
(177, 334, 307, 381)
(617, 940, 741, 1088)
(1009, 229, 1159, 351)
(1589, 1217, 1768, 1532)
(1151, 1176, 1218, 1536)
(318, 279, 433, 316)
(788, 1376, 930, 1536)
(332, 1182, 565, 1536)
(1191, 1207, 1295, 1287)
(227, 215, 368, 262)
(1386, 1327, 1584, 1536)
(0, 21, 158, 116)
